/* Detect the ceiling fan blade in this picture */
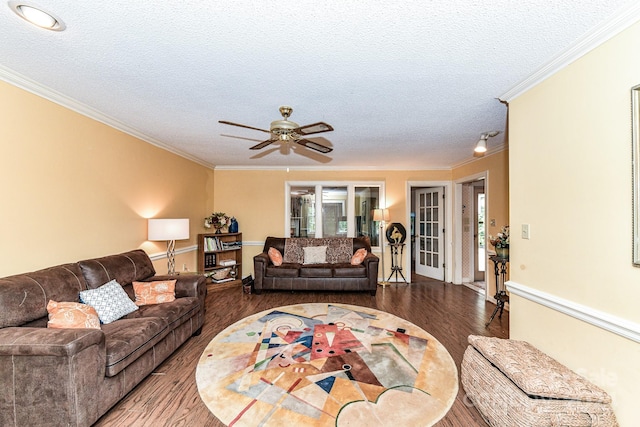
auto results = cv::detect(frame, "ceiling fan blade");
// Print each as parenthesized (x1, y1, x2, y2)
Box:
(249, 139, 276, 150)
(296, 138, 333, 153)
(295, 122, 334, 135)
(219, 120, 271, 133)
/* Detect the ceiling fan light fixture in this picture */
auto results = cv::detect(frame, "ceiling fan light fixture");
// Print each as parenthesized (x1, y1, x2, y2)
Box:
(9, 2, 66, 31)
(220, 105, 334, 155)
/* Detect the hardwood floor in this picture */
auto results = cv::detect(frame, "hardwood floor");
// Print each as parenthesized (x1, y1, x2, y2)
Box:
(94, 275, 509, 426)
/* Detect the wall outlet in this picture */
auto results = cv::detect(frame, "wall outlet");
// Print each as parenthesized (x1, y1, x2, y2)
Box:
(490, 219, 496, 226)
(182, 263, 188, 272)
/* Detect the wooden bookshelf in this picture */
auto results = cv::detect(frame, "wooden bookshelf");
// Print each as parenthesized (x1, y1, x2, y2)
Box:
(197, 232, 242, 289)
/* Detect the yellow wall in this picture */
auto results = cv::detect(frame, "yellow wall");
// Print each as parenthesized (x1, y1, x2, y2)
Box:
(508, 21, 640, 425)
(453, 152, 509, 243)
(213, 155, 509, 284)
(454, 151, 510, 296)
(0, 80, 213, 276)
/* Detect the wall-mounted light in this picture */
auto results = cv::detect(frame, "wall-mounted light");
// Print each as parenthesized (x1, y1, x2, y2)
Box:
(9, 1, 66, 31)
(474, 131, 501, 154)
(148, 218, 190, 275)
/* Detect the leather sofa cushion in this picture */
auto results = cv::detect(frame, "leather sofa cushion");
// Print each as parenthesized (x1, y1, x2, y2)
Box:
(101, 317, 169, 377)
(0, 264, 87, 327)
(266, 264, 301, 278)
(130, 297, 199, 328)
(333, 264, 367, 278)
(79, 249, 156, 290)
(300, 265, 333, 278)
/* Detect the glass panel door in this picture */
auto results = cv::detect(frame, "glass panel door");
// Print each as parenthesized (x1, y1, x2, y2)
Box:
(322, 186, 347, 237)
(414, 187, 444, 280)
(290, 186, 315, 237)
(355, 186, 380, 246)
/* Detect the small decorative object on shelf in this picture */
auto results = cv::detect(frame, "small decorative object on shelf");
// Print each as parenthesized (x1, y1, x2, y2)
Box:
(489, 225, 510, 259)
(204, 212, 230, 234)
(212, 267, 231, 281)
(229, 217, 239, 233)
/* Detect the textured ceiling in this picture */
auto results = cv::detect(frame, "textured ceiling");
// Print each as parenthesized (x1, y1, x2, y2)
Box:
(1, 1, 638, 169)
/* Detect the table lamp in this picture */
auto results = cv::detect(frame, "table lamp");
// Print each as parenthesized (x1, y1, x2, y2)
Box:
(148, 218, 190, 275)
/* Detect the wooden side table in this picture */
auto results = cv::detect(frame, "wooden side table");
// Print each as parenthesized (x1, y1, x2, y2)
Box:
(486, 255, 509, 327)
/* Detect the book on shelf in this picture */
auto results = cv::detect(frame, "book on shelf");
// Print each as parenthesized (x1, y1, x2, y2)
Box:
(204, 236, 242, 252)
(204, 253, 216, 268)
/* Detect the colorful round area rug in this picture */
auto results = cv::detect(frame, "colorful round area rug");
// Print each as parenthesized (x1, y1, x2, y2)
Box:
(196, 303, 458, 426)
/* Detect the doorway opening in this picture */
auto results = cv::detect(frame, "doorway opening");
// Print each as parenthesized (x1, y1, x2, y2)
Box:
(461, 179, 486, 294)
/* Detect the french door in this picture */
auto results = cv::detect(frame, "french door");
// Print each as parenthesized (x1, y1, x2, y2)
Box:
(414, 187, 444, 280)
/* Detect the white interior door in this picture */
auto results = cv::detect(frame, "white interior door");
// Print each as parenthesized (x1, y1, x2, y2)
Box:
(414, 187, 444, 280)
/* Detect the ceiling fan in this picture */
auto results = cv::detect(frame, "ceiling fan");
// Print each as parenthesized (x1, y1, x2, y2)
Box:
(219, 106, 334, 153)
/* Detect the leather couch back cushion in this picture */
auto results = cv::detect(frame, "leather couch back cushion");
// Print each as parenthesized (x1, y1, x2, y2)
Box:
(283, 237, 354, 264)
(263, 236, 372, 263)
(0, 264, 88, 328)
(78, 249, 155, 290)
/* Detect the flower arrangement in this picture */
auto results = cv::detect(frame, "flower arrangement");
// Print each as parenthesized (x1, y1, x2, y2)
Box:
(204, 212, 230, 233)
(489, 225, 510, 249)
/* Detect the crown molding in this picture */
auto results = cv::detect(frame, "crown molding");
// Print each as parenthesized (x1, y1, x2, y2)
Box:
(500, 3, 640, 102)
(451, 145, 507, 169)
(507, 280, 640, 344)
(0, 64, 216, 170)
(212, 164, 453, 171)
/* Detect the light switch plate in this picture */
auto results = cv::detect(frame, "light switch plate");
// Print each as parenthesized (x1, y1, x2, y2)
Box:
(522, 224, 530, 239)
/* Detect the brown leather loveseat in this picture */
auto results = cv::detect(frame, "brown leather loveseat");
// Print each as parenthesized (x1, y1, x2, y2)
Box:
(0, 249, 206, 427)
(254, 236, 379, 295)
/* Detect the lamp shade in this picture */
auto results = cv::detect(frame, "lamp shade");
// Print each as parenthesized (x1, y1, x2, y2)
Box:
(372, 208, 389, 222)
(474, 138, 487, 153)
(148, 218, 190, 241)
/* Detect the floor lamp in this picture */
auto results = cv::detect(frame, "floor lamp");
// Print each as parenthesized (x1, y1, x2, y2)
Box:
(373, 208, 389, 286)
(148, 218, 190, 275)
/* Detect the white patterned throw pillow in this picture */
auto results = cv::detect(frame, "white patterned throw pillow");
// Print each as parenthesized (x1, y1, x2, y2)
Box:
(79, 279, 138, 324)
(303, 246, 327, 264)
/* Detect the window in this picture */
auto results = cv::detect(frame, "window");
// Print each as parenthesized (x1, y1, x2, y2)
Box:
(287, 182, 384, 246)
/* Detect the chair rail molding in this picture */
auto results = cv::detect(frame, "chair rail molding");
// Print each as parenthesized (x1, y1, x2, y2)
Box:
(149, 244, 198, 261)
(506, 280, 640, 344)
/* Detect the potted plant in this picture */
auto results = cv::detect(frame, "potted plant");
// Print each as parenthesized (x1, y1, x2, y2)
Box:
(204, 212, 230, 234)
(489, 225, 510, 259)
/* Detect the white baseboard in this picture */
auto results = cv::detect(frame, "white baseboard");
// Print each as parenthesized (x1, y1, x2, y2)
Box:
(506, 280, 640, 344)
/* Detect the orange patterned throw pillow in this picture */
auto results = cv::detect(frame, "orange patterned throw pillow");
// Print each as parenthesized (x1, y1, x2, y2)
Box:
(132, 280, 176, 306)
(47, 300, 101, 329)
(351, 248, 368, 265)
(268, 247, 283, 266)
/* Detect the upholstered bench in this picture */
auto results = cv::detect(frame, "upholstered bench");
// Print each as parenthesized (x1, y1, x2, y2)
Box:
(461, 335, 618, 427)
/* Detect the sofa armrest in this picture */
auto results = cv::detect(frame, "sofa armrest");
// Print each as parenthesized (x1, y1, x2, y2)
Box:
(0, 327, 104, 357)
(0, 327, 106, 426)
(149, 274, 207, 299)
(362, 253, 380, 287)
(253, 253, 270, 291)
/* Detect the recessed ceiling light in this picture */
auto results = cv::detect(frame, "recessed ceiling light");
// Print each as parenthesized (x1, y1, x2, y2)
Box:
(9, 1, 66, 31)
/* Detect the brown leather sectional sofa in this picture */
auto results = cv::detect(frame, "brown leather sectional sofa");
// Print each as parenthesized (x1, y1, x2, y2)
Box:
(253, 236, 379, 295)
(0, 249, 206, 427)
